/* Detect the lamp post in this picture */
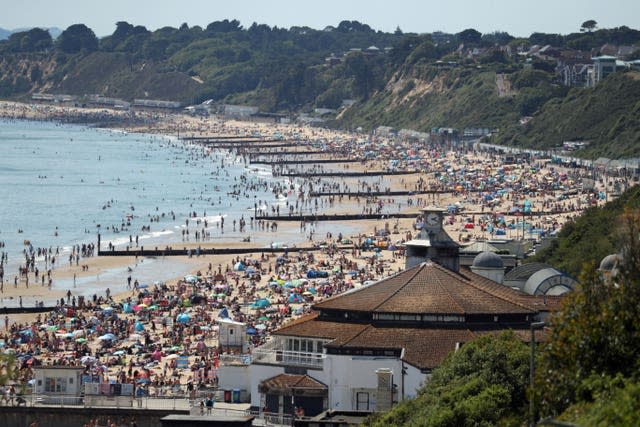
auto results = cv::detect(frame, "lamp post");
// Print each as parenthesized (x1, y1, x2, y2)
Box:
(529, 321, 545, 427)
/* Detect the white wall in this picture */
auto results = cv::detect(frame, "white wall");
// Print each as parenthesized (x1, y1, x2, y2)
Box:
(247, 364, 285, 408)
(325, 355, 404, 411)
(34, 368, 82, 395)
(403, 364, 429, 400)
(217, 365, 252, 397)
(245, 355, 430, 411)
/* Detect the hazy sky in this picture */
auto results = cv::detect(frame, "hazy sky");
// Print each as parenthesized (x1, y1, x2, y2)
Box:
(1, 0, 638, 37)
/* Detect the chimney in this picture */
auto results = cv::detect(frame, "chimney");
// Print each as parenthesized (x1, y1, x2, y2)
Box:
(375, 368, 393, 411)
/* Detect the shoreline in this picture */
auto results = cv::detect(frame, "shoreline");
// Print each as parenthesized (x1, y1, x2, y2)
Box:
(0, 100, 610, 320)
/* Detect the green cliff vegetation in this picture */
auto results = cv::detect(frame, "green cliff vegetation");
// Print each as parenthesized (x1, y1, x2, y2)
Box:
(364, 331, 530, 427)
(0, 21, 639, 157)
(365, 209, 640, 426)
(534, 210, 640, 425)
(530, 184, 640, 277)
(494, 71, 640, 158)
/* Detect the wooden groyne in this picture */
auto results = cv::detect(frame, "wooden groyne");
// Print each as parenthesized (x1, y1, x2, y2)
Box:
(309, 189, 485, 197)
(212, 142, 310, 150)
(276, 170, 422, 178)
(0, 305, 57, 314)
(255, 213, 418, 221)
(255, 210, 556, 222)
(251, 158, 359, 165)
(97, 245, 347, 257)
(247, 150, 327, 157)
(182, 135, 264, 141)
(198, 139, 284, 145)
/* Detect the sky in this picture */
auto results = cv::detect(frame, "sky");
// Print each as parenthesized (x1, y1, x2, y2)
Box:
(1, 0, 638, 38)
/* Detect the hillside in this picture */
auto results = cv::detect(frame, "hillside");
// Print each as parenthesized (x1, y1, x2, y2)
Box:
(335, 63, 565, 132)
(529, 184, 640, 276)
(494, 71, 640, 158)
(1, 22, 640, 158)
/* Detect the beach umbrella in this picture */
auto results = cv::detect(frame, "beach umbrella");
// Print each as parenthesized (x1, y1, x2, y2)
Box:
(184, 275, 198, 283)
(112, 350, 126, 356)
(81, 355, 96, 365)
(75, 338, 86, 343)
(288, 294, 302, 303)
(176, 313, 190, 323)
(102, 306, 114, 312)
(257, 316, 270, 322)
(134, 322, 145, 332)
(246, 327, 258, 335)
(98, 333, 116, 341)
(138, 283, 149, 289)
(252, 298, 270, 308)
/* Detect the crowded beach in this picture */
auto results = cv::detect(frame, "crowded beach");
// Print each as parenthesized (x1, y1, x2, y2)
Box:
(0, 101, 619, 417)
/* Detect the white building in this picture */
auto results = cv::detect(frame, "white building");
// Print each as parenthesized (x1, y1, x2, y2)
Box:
(32, 366, 85, 404)
(224, 208, 560, 418)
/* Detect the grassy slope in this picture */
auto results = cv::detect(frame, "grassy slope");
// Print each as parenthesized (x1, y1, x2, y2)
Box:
(337, 66, 518, 131)
(56, 52, 202, 103)
(529, 184, 640, 276)
(494, 71, 640, 158)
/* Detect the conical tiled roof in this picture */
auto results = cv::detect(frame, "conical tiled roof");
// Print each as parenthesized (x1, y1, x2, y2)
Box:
(313, 261, 535, 315)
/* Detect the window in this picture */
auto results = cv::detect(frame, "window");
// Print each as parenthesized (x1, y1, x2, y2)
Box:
(44, 377, 67, 393)
(356, 392, 370, 410)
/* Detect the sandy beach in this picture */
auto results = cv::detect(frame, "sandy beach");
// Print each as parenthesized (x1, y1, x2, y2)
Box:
(0, 101, 615, 419)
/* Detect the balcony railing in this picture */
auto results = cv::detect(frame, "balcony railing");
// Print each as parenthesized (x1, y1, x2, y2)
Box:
(252, 345, 324, 368)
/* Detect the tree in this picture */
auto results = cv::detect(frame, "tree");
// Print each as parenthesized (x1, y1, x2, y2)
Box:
(536, 209, 640, 418)
(0, 354, 18, 386)
(481, 31, 514, 46)
(366, 331, 530, 427)
(7, 28, 52, 52)
(56, 24, 99, 53)
(581, 20, 598, 32)
(456, 28, 482, 45)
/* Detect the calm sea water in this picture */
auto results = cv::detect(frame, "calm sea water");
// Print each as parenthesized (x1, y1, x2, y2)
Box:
(0, 119, 308, 304)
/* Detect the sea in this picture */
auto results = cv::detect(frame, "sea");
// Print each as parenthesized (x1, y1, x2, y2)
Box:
(0, 119, 351, 306)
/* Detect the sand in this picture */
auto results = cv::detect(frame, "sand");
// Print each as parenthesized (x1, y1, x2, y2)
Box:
(0, 101, 608, 353)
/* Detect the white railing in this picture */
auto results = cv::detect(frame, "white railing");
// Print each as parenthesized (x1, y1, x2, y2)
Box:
(249, 410, 293, 426)
(252, 346, 324, 368)
(218, 353, 252, 366)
